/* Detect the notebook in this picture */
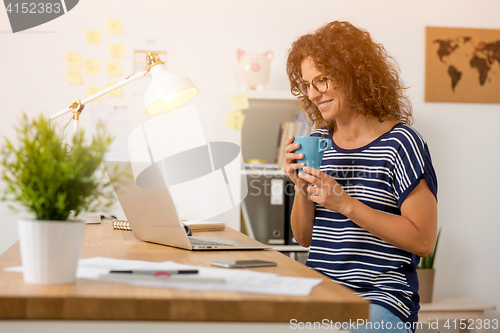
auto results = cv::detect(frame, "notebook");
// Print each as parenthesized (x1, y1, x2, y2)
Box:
(104, 161, 271, 251)
(112, 219, 225, 232)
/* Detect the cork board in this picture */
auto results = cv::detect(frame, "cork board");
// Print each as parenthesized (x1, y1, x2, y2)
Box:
(425, 26, 500, 103)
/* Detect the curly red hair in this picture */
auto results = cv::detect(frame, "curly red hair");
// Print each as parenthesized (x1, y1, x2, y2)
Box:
(287, 21, 413, 129)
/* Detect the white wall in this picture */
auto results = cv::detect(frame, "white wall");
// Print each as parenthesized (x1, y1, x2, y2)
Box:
(1, 0, 499, 327)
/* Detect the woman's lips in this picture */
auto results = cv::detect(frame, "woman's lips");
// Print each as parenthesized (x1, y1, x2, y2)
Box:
(317, 100, 332, 111)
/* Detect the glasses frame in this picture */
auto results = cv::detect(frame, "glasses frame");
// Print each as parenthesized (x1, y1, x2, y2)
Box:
(299, 76, 330, 97)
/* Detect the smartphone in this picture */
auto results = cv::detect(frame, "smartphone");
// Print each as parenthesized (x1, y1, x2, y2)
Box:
(210, 260, 277, 268)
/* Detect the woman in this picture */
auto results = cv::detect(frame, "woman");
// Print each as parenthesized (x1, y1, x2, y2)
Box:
(284, 21, 438, 332)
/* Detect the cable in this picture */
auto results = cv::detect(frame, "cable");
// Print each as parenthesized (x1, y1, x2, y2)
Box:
(60, 116, 73, 153)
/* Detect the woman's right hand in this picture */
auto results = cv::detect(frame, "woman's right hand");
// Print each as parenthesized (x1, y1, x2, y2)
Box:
(283, 135, 307, 189)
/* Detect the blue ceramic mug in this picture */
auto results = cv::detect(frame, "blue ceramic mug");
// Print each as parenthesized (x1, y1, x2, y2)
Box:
(294, 136, 332, 173)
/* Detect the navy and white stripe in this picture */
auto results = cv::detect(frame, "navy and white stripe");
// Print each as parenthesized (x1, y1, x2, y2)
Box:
(306, 123, 438, 326)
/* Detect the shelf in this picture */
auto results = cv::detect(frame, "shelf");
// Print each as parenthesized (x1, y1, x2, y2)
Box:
(233, 89, 304, 256)
(239, 91, 302, 164)
(234, 89, 299, 101)
(272, 245, 309, 252)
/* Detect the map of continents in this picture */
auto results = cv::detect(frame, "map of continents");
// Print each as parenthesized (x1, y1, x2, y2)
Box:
(434, 37, 500, 91)
(426, 26, 500, 103)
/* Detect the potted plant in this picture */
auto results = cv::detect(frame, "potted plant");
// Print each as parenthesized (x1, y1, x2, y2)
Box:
(417, 227, 442, 303)
(0, 114, 116, 285)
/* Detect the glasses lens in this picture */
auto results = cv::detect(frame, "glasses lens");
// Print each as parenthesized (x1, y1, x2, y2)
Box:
(313, 77, 328, 93)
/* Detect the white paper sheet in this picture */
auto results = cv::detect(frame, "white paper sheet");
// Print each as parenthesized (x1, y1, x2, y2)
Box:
(5, 257, 322, 297)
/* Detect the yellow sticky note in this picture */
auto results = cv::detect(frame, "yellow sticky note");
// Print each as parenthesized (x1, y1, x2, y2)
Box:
(106, 82, 122, 97)
(106, 61, 122, 77)
(84, 60, 99, 75)
(87, 86, 103, 102)
(66, 52, 81, 67)
(107, 19, 123, 34)
(66, 69, 82, 84)
(225, 111, 246, 131)
(230, 94, 250, 110)
(86, 30, 101, 45)
(109, 44, 125, 59)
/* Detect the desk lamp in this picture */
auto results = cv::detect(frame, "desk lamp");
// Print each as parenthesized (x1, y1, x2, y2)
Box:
(50, 52, 198, 131)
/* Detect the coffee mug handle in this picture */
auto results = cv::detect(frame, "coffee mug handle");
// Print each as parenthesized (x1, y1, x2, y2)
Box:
(318, 138, 332, 152)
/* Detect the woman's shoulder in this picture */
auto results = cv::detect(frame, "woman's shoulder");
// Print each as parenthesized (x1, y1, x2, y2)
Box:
(386, 123, 428, 148)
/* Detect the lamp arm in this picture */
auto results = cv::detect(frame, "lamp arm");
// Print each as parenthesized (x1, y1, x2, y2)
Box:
(81, 70, 146, 105)
(49, 70, 148, 120)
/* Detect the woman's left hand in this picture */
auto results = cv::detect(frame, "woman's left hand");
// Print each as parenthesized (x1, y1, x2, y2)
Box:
(298, 166, 352, 214)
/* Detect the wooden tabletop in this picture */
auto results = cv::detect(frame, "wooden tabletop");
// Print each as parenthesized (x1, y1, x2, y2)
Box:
(0, 222, 369, 322)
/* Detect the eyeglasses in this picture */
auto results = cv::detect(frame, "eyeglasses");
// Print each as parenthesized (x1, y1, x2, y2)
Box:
(299, 76, 329, 97)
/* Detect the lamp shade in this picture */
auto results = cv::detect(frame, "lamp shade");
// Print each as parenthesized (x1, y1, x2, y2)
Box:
(144, 64, 199, 115)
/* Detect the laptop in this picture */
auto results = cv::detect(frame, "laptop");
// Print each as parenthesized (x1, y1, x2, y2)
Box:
(104, 161, 271, 251)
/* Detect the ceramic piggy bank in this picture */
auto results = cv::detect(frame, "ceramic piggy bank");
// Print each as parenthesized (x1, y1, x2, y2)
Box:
(235, 49, 273, 90)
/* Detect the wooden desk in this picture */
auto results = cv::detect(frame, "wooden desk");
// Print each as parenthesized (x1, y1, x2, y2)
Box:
(419, 298, 497, 333)
(0, 222, 368, 323)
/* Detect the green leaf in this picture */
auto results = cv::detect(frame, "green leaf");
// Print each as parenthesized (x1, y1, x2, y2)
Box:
(0, 114, 122, 221)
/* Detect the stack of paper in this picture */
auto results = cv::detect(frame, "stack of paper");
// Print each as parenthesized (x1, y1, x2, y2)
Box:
(5, 257, 323, 297)
(82, 257, 322, 296)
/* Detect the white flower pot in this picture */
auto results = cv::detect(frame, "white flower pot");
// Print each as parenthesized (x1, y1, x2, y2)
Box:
(417, 268, 436, 303)
(18, 219, 86, 285)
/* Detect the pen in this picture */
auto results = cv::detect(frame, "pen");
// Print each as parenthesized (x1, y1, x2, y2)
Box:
(110, 269, 198, 275)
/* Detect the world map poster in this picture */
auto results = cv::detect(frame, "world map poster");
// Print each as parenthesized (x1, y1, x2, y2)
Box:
(425, 26, 500, 103)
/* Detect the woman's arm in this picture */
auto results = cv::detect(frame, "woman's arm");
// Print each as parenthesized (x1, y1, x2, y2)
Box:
(290, 184, 316, 247)
(298, 166, 438, 257)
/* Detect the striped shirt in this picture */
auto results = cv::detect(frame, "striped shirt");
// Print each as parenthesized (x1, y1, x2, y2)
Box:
(307, 123, 438, 327)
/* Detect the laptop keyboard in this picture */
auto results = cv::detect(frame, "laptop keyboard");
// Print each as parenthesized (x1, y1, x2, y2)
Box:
(189, 238, 234, 247)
